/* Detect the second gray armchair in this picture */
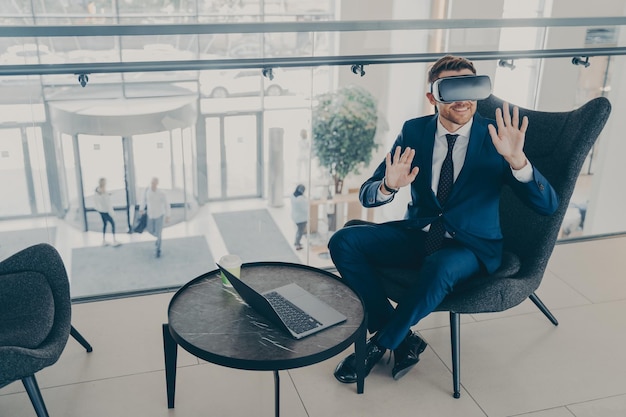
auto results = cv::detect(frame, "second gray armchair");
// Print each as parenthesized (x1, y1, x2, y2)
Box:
(0, 243, 92, 417)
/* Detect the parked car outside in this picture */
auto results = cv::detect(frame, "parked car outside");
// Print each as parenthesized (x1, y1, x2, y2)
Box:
(199, 67, 330, 98)
(199, 68, 287, 98)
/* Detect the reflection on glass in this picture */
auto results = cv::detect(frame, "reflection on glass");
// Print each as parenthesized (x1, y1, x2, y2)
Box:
(182, 127, 197, 200)
(225, 115, 258, 198)
(60, 133, 77, 212)
(205, 117, 222, 199)
(0, 129, 29, 216)
(25, 127, 50, 214)
(0, 1, 623, 300)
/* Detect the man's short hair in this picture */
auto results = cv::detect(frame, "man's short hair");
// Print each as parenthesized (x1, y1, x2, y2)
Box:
(428, 55, 477, 83)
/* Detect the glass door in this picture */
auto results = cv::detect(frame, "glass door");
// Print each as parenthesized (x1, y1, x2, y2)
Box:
(0, 126, 51, 219)
(205, 112, 262, 200)
(132, 131, 173, 197)
(76, 134, 128, 232)
(70, 129, 197, 232)
(132, 129, 197, 224)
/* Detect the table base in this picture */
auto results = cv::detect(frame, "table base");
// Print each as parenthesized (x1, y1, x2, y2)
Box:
(163, 323, 365, 416)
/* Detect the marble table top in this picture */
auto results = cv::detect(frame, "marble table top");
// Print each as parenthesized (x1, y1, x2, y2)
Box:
(167, 262, 365, 371)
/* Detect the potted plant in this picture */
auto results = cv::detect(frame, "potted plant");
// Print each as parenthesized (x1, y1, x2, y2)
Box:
(312, 85, 379, 230)
(312, 84, 379, 194)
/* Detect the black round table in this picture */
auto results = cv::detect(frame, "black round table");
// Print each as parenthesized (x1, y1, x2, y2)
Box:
(163, 262, 367, 417)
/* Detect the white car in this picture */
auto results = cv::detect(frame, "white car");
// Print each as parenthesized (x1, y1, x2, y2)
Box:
(199, 68, 287, 98)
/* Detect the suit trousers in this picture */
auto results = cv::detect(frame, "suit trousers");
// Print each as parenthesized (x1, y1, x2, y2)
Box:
(328, 222, 481, 350)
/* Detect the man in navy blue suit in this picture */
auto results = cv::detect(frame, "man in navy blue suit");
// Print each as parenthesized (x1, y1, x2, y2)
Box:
(330, 55, 559, 384)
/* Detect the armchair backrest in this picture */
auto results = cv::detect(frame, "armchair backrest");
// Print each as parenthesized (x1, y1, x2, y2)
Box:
(0, 243, 71, 353)
(477, 95, 611, 278)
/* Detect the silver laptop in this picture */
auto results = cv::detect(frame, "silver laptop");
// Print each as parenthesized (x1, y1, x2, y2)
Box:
(216, 264, 347, 339)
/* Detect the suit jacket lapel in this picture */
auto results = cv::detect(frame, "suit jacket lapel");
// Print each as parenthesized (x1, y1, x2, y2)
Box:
(420, 116, 438, 201)
(450, 114, 489, 195)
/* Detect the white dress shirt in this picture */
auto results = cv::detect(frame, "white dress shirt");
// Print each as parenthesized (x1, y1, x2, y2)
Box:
(142, 188, 171, 219)
(430, 118, 472, 192)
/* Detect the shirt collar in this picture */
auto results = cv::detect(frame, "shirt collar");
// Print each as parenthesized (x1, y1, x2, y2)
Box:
(436, 117, 473, 140)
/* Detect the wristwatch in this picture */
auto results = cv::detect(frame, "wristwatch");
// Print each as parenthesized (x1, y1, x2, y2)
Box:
(382, 177, 399, 194)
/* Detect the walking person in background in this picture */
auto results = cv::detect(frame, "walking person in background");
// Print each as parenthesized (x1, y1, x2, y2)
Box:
(291, 184, 309, 251)
(94, 177, 121, 247)
(296, 129, 310, 181)
(140, 177, 171, 258)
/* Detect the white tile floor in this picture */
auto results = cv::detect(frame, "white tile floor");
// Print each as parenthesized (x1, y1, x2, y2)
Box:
(2, 211, 626, 416)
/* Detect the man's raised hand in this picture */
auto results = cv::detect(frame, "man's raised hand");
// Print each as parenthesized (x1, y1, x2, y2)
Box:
(488, 102, 529, 170)
(384, 146, 419, 190)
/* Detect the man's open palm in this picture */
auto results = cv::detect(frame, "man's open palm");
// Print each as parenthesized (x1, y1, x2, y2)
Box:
(488, 102, 528, 169)
(385, 146, 419, 189)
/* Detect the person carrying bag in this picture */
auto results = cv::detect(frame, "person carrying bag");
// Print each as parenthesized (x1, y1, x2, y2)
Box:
(132, 188, 149, 233)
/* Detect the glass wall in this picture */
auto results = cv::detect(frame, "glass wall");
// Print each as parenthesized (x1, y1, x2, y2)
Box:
(0, 0, 624, 300)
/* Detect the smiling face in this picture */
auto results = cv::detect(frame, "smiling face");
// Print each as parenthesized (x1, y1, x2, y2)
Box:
(426, 68, 477, 132)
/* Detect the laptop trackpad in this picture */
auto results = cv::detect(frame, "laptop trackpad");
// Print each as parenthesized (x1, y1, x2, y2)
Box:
(270, 283, 346, 325)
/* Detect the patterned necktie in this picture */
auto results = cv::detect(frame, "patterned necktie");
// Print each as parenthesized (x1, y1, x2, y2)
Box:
(424, 134, 458, 255)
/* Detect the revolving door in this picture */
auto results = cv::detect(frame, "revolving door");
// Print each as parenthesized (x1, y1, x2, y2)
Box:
(50, 97, 199, 232)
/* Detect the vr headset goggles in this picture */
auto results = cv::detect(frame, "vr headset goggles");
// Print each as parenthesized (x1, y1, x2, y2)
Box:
(430, 75, 492, 103)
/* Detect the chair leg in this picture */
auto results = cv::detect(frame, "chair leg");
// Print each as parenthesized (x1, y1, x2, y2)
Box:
(450, 312, 461, 399)
(70, 325, 93, 352)
(22, 375, 50, 417)
(528, 293, 559, 326)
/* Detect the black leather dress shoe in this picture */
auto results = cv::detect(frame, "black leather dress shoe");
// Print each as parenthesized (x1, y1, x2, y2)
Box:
(334, 339, 387, 384)
(392, 332, 428, 380)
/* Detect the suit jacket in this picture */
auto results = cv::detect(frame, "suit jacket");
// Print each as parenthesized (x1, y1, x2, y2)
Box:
(360, 112, 559, 273)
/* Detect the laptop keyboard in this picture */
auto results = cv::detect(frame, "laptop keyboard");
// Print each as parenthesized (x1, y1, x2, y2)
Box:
(264, 291, 322, 334)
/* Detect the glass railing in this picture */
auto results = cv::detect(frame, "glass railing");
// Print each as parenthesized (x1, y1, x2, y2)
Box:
(0, 13, 624, 300)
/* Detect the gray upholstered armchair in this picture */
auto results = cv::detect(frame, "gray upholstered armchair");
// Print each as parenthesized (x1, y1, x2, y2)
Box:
(345, 95, 611, 398)
(0, 243, 91, 417)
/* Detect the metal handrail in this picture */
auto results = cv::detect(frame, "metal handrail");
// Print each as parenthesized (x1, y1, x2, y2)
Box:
(1, 47, 625, 77)
(2, 17, 626, 37)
